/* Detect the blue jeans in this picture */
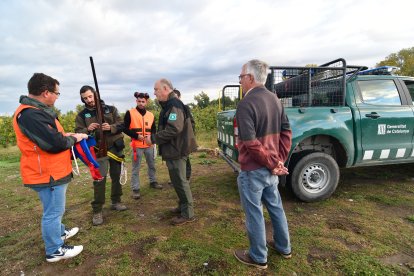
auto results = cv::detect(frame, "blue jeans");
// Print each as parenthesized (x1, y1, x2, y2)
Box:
(131, 147, 157, 191)
(238, 168, 291, 263)
(30, 183, 68, 255)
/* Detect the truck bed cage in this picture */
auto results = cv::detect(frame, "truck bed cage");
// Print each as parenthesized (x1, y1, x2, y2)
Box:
(267, 58, 366, 107)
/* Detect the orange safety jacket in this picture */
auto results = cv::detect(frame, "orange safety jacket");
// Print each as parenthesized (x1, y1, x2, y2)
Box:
(129, 108, 154, 149)
(13, 105, 72, 185)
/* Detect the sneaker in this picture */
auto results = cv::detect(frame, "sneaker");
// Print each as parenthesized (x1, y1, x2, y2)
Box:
(46, 244, 83, 263)
(171, 215, 196, 226)
(266, 240, 292, 259)
(150, 182, 163, 189)
(61, 227, 79, 241)
(111, 202, 128, 211)
(132, 190, 141, 200)
(234, 249, 267, 269)
(92, 212, 103, 226)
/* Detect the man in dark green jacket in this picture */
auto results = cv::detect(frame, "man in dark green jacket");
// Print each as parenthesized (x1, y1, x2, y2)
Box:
(146, 78, 197, 225)
(75, 85, 127, 226)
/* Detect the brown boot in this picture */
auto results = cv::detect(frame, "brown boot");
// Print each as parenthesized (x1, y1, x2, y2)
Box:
(92, 212, 103, 226)
(150, 182, 163, 189)
(234, 249, 267, 269)
(266, 240, 292, 259)
(171, 216, 195, 226)
(170, 207, 181, 215)
(132, 190, 141, 200)
(111, 202, 128, 211)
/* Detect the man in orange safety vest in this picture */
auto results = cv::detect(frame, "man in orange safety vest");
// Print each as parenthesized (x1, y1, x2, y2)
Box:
(123, 92, 162, 199)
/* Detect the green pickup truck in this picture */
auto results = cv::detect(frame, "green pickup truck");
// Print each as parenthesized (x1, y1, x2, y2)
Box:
(217, 58, 414, 202)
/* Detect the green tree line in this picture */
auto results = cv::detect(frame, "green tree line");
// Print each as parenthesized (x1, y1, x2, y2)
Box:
(0, 93, 221, 148)
(376, 46, 414, 76)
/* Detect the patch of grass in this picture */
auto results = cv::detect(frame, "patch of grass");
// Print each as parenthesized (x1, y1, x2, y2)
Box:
(365, 194, 407, 206)
(198, 152, 207, 158)
(294, 206, 305, 213)
(1, 146, 414, 274)
(196, 131, 218, 149)
(0, 146, 20, 162)
(199, 159, 217, 165)
(338, 253, 395, 275)
(95, 252, 140, 275)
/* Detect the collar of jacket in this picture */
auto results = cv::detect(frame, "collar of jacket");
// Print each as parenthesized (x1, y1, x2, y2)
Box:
(19, 95, 57, 118)
(159, 91, 177, 109)
(136, 106, 147, 116)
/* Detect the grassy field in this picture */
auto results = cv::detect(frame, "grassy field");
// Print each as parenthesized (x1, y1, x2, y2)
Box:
(0, 135, 414, 275)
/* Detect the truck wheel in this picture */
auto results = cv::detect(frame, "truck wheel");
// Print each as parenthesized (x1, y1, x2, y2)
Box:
(290, 152, 339, 202)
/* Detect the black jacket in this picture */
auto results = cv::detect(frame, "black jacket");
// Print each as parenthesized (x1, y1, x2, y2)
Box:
(152, 92, 197, 160)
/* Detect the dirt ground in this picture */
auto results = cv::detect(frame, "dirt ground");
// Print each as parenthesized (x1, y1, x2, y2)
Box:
(1, 151, 414, 275)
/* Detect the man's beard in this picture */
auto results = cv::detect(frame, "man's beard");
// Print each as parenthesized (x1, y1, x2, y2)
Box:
(86, 102, 95, 108)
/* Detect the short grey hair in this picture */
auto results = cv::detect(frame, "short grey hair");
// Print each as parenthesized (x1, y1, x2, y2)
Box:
(245, 59, 269, 84)
(159, 78, 173, 90)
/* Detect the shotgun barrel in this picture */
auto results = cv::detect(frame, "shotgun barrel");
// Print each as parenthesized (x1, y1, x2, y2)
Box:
(89, 56, 107, 158)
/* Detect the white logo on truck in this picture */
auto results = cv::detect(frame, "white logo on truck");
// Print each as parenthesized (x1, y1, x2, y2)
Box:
(378, 124, 386, 135)
(377, 124, 409, 135)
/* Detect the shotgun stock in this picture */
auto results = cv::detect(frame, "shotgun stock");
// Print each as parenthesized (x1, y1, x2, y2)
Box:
(90, 56, 107, 158)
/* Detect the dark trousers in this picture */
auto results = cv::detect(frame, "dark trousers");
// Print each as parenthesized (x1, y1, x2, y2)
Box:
(166, 157, 194, 218)
(92, 156, 123, 213)
(186, 156, 192, 180)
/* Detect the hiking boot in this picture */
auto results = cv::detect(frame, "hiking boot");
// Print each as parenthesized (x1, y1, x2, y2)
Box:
(46, 244, 83, 263)
(234, 249, 267, 269)
(92, 212, 103, 226)
(111, 202, 128, 211)
(170, 207, 181, 214)
(132, 190, 141, 200)
(61, 227, 79, 241)
(266, 240, 292, 259)
(171, 216, 195, 226)
(150, 182, 163, 189)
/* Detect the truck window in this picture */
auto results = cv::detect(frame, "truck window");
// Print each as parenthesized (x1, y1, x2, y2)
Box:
(403, 80, 414, 104)
(357, 80, 401, 105)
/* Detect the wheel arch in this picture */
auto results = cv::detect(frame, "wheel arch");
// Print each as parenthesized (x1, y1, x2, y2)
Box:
(287, 134, 347, 168)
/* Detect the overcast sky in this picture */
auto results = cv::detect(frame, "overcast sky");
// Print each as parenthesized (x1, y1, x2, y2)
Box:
(1, 0, 413, 115)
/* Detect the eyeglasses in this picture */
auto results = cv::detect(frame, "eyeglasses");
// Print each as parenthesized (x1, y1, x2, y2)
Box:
(134, 92, 149, 99)
(48, 90, 61, 97)
(238, 74, 250, 81)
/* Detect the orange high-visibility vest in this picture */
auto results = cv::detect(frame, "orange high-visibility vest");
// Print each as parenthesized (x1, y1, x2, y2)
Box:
(13, 105, 72, 185)
(129, 108, 154, 149)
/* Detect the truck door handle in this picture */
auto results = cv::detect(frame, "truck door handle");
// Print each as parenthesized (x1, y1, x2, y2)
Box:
(365, 112, 380, 119)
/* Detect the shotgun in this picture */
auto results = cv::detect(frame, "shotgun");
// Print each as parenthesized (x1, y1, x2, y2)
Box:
(89, 56, 107, 158)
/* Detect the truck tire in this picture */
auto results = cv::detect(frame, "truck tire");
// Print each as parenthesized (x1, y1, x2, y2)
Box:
(290, 152, 339, 202)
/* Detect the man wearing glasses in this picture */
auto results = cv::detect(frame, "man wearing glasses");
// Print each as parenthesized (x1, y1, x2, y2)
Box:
(75, 85, 127, 226)
(233, 60, 292, 269)
(123, 91, 162, 200)
(13, 73, 87, 262)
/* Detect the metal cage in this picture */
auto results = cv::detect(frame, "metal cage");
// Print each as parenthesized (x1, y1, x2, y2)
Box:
(269, 58, 348, 107)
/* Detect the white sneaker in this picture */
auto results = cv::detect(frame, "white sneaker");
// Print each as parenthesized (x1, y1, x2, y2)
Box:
(46, 244, 83, 263)
(61, 227, 79, 241)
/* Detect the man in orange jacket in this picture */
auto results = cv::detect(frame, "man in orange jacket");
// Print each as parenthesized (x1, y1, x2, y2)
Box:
(13, 73, 88, 262)
(123, 92, 161, 199)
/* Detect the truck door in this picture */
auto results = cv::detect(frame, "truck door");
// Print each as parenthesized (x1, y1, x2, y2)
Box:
(355, 78, 414, 164)
(399, 78, 414, 154)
